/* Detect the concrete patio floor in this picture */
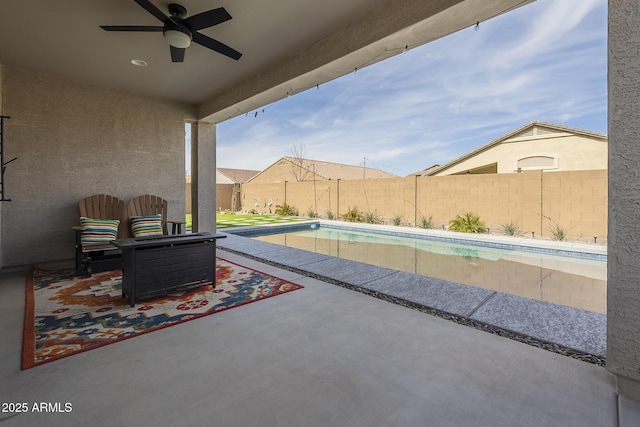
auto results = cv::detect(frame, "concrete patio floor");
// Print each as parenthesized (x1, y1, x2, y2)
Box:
(219, 229, 607, 359)
(1, 249, 639, 426)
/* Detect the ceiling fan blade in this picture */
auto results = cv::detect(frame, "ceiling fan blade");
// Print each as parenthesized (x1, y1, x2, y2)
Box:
(170, 46, 185, 63)
(192, 32, 242, 60)
(100, 25, 163, 32)
(134, 0, 169, 23)
(183, 7, 232, 31)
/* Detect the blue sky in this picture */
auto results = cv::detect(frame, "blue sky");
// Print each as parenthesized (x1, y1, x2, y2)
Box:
(211, 0, 606, 177)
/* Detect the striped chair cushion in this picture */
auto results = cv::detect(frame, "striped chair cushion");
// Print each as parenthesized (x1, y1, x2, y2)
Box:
(130, 214, 163, 237)
(80, 217, 120, 245)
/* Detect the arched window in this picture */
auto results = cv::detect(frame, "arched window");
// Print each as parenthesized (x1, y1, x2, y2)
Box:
(516, 155, 558, 171)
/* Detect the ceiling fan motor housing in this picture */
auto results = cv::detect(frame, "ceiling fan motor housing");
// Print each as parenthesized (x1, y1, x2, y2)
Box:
(164, 22, 192, 37)
(168, 4, 187, 19)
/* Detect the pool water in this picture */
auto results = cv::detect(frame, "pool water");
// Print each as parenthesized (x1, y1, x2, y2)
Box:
(253, 227, 607, 313)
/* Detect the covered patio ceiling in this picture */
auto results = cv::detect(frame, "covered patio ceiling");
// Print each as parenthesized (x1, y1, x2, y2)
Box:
(0, 0, 533, 123)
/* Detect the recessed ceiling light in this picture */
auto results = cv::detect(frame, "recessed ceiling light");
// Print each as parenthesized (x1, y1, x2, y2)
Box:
(130, 59, 147, 67)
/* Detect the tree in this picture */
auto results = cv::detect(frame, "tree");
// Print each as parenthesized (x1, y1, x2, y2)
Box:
(290, 142, 312, 182)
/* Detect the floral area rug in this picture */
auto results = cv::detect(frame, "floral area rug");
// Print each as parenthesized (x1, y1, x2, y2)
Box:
(22, 258, 303, 369)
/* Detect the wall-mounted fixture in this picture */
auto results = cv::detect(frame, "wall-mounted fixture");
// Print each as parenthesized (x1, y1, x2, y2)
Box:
(0, 116, 17, 201)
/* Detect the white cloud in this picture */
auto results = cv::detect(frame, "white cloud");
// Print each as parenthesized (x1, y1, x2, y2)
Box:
(489, 0, 603, 68)
(215, 0, 607, 175)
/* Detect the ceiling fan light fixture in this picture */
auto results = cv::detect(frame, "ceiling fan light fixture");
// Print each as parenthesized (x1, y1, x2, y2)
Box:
(164, 28, 191, 48)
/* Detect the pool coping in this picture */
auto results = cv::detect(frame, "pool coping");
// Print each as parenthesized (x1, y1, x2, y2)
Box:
(216, 227, 607, 365)
(227, 219, 607, 259)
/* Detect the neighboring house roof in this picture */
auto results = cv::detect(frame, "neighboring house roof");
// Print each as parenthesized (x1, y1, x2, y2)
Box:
(408, 164, 441, 177)
(248, 156, 399, 182)
(217, 168, 260, 183)
(187, 168, 260, 185)
(425, 121, 607, 176)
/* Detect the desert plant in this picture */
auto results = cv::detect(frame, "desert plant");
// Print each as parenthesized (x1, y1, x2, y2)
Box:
(342, 206, 363, 222)
(418, 214, 434, 229)
(364, 211, 381, 224)
(448, 212, 486, 233)
(326, 210, 335, 220)
(306, 208, 317, 218)
(501, 220, 520, 236)
(535, 213, 570, 241)
(275, 203, 298, 216)
(550, 222, 567, 241)
(392, 214, 403, 226)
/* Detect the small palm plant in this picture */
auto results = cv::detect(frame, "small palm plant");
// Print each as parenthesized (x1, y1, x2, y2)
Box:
(275, 203, 297, 216)
(342, 206, 363, 222)
(448, 212, 486, 233)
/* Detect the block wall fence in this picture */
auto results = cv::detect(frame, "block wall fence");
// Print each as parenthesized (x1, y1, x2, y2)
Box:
(203, 169, 607, 240)
(186, 184, 234, 215)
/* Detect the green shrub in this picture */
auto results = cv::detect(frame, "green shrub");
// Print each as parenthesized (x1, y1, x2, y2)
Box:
(418, 214, 434, 229)
(537, 213, 570, 241)
(392, 214, 403, 226)
(501, 220, 520, 236)
(364, 211, 381, 224)
(326, 210, 335, 220)
(550, 223, 567, 241)
(342, 206, 363, 222)
(448, 212, 486, 233)
(275, 203, 298, 216)
(306, 208, 317, 218)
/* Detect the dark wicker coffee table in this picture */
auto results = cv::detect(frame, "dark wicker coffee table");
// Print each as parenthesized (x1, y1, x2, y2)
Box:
(112, 232, 226, 307)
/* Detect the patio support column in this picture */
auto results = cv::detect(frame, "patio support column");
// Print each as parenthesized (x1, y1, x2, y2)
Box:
(607, 0, 640, 401)
(0, 64, 3, 268)
(190, 121, 217, 233)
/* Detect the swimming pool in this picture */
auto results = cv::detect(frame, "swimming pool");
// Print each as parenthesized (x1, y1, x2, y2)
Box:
(251, 224, 607, 313)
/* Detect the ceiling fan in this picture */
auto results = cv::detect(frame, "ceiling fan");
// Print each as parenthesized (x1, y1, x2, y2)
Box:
(100, 0, 242, 63)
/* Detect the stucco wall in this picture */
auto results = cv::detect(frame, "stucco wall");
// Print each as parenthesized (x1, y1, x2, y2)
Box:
(435, 134, 607, 176)
(0, 64, 4, 268)
(242, 170, 608, 239)
(1, 66, 195, 267)
(608, 0, 640, 392)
